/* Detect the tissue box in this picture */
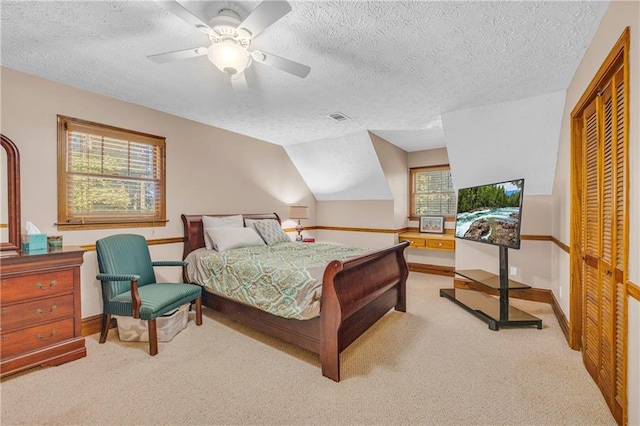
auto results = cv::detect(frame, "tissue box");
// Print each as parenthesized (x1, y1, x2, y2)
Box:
(114, 303, 189, 342)
(21, 234, 47, 252)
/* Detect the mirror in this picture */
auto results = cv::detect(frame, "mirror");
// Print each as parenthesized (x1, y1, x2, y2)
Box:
(1, 134, 21, 251)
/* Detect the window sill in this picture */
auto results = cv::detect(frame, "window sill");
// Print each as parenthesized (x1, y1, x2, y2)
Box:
(56, 220, 168, 231)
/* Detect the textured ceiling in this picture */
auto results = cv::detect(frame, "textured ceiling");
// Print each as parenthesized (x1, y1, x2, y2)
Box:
(0, 1, 608, 151)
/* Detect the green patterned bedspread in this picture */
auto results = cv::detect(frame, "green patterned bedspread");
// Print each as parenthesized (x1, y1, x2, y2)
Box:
(186, 242, 371, 319)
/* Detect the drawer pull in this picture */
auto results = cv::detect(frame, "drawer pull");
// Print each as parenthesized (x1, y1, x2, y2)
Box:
(36, 305, 58, 315)
(1, 307, 7, 315)
(1, 335, 7, 341)
(36, 280, 57, 290)
(36, 330, 58, 341)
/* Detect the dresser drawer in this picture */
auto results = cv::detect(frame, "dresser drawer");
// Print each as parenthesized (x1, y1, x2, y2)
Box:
(1, 318, 75, 360)
(400, 237, 426, 248)
(426, 238, 455, 251)
(1, 294, 74, 331)
(1, 270, 74, 303)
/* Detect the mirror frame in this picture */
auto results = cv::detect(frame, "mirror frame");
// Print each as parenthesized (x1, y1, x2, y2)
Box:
(1, 134, 21, 251)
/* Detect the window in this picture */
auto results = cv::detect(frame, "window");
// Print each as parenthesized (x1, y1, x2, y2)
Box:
(409, 165, 455, 219)
(57, 116, 166, 230)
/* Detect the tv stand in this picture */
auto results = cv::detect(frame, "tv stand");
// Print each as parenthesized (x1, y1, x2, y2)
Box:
(439, 247, 542, 330)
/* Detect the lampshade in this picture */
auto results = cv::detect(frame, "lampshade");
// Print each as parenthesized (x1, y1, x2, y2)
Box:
(289, 205, 309, 220)
(207, 42, 251, 76)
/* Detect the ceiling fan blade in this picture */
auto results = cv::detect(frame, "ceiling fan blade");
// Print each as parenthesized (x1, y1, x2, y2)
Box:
(154, 0, 213, 35)
(147, 47, 208, 64)
(230, 73, 249, 91)
(251, 50, 310, 78)
(237, 1, 291, 39)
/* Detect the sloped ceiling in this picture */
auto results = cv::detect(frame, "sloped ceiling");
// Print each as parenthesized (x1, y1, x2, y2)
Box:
(284, 131, 392, 201)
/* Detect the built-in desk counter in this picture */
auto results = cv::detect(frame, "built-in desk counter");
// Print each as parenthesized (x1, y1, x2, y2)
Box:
(398, 231, 455, 252)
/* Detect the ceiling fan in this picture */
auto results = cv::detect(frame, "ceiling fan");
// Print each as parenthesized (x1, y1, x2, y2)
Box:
(149, 0, 311, 89)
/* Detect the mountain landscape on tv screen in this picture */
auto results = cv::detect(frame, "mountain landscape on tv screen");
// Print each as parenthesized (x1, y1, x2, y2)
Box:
(455, 180, 523, 249)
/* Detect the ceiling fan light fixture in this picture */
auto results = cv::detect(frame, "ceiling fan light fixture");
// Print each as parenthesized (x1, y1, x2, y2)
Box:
(237, 27, 252, 40)
(251, 50, 266, 62)
(194, 24, 212, 35)
(207, 43, 251, 76)
(152, 0, 311, 82)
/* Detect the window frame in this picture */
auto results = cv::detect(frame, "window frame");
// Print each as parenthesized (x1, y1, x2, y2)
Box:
(56, 115, 167, 231)
(409, 164, 456, 221)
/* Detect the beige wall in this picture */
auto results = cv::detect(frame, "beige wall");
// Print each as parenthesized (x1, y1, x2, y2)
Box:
(316, 200, 396, 248)
(369, 131, 409, 229)
(0, 68, 315, 318)
(551, 1, 639, 424)
(408, 147, 449, 169)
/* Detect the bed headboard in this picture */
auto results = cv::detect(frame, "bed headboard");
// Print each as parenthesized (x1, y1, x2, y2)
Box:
(181, 213, 281, 259)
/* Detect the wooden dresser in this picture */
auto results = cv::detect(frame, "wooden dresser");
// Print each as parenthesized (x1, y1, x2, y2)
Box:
(1, 246, 86, 377)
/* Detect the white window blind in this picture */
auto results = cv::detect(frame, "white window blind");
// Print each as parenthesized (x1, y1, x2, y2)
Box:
(410, 166, 455, 217)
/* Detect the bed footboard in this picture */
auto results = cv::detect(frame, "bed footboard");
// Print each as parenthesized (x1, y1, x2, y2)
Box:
(319, 240, 409, 381)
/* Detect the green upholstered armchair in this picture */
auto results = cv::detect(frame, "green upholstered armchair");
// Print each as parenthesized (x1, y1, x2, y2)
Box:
(95, 234, 202, 355)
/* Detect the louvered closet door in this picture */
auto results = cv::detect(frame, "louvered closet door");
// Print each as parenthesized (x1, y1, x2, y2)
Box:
(582, 97, 601, 382)
(599, 80, 616, 410)
(580, 66, 626, 423)
(610, 67, 626, 422)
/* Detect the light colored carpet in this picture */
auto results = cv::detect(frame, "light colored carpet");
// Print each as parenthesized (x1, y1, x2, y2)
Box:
(1, 273, 616, 425)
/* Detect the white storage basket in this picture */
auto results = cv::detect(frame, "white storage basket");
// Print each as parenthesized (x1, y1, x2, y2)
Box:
(115, 303, 189, 342)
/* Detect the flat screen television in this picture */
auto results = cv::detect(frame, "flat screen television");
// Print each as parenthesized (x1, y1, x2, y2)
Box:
(454, 178, 524, 250)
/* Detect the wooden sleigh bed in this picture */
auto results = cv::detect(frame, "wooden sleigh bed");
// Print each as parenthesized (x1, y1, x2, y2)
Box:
(181, 213, 409, 381)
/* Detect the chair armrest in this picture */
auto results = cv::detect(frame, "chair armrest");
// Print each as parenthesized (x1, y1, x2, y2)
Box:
(96, 273, 140, 282)
(96, 273, 142, 319)
(152, 260, 188, 267)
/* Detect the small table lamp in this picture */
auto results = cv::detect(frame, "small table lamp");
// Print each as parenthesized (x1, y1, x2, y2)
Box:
(289, 205, 309, 241)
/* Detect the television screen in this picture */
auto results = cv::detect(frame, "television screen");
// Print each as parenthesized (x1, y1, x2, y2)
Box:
(454, 179, 524, 250)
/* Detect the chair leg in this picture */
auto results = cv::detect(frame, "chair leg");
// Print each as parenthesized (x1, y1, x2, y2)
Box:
(99, 313, 112, 344)
(148, 319, 158, 356)
(195, 297, 203, 326)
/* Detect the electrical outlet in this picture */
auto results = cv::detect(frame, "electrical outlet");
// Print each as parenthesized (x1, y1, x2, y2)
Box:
(510, 266, 517, 276)
(559, 287, 563, 298)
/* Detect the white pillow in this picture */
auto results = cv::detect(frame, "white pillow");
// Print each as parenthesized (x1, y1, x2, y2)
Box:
(202, 215, 243, 249)
(244, 218, 259, 231)
(253, 219, 291, 245)
(206, 227, 266, 252)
